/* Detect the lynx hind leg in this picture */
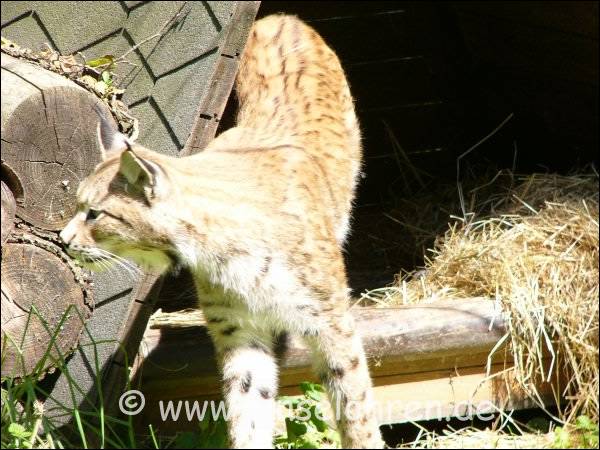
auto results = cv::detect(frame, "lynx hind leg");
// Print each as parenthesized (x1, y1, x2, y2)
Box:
(205, 310, 278, 449)
(305, 309, 384, 449)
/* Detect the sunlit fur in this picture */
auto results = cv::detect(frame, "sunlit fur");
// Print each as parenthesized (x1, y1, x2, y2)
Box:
(60, 15, 383, 449)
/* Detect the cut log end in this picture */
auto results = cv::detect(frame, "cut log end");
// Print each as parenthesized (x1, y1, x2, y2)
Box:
(1, 180, 16, 244)
(1, 53, 114, 231)
(1, 232, 94, 378)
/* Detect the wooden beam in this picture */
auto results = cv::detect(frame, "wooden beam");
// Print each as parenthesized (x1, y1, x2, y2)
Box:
(183, 1, 261, 155)
(138, 298, 507, 384)
(132, 298, 541, 430)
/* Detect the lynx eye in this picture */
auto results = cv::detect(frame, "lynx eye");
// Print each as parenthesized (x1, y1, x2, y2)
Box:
(85, 208, 103, 222)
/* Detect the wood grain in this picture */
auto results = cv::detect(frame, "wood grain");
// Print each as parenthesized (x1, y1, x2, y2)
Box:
(1, 231, 93, 377)
(0, 53, 110, 230)
(1, 180, 16, 245)
(135, 298, 507, 397)
(133, 298, 559, 430)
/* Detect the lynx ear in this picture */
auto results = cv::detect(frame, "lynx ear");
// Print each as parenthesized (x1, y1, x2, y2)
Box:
(119, 150, 166, 202)
(96, 109, 132, 159)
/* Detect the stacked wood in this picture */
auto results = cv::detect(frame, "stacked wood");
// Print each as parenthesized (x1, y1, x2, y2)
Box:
(1, 232, 93, 377)
(1, 53, 110, 231)
(0, 53, 110, 377)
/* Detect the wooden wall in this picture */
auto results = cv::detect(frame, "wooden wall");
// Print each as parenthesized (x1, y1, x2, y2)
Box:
(252, 1, 598, 206)
(163, 1, 598, 299)
(254, 1, 472, 207)
(453, 1, 598, 169)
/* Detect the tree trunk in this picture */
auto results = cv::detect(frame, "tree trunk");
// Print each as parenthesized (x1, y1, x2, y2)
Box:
(1, 231, 93, 378)
(1, 53, 112, 231)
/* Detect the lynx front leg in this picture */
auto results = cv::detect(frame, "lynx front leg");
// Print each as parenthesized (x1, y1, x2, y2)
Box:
(305, 311, 384, 449)
(208, 321, 278, 449)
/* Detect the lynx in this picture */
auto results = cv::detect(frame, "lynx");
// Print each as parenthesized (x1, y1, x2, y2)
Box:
(60, 14, 384, 449)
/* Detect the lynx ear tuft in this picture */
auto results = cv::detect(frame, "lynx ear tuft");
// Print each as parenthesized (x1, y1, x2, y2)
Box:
(95, 107, 132, 159)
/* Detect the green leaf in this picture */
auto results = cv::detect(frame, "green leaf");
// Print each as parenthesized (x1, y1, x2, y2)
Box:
(279, 395, 302, 408)
(286, 418, 308, 440)
(101, 70, 113, 86)
(300, 382, 324, 401)
(308, 405, 328, 432)
(576, 415, 596, 431)
(8, 423, 31, 439)
(274, 435, 290, 448)
(204, 418, 228, 449)
(197, 416, 210, 433)
(297, 435, 321, 449)
(552, 426, 571, 449)
(300, 381, 324, 393)
(86, 54, 114, 68)
(323, 428, 342, 446)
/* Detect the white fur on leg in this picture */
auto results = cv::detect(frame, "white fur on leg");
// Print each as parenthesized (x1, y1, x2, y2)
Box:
(306, 322, 384, 449)
(222, 346, 278, 449)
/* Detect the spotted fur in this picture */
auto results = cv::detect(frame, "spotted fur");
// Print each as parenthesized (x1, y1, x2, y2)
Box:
(60, 14, 383, 449)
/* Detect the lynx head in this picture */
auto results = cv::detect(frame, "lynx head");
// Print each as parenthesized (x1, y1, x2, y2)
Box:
(60, 115, 179, 273)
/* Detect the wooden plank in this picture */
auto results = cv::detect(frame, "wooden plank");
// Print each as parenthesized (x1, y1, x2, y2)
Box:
(348, 58, 439, 113)
(455, 10, 599, 86)
(133, 299, 515, 428)
(302, 11, 431, 65)
(258, 2, 459, 66)
(369, 360, 557, 425)
(452, 1, 599, 39)
(140, 363, 541, 432)
(258, 1, 410, 23)
(485, 73, 598, 151)
(138, 299, 506, 382)
(133, 299, 558, 430)
(183, 1, 260, 155)
(359, 101, 460, 157)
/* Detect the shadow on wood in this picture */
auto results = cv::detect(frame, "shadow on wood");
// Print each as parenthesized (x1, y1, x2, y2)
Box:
(131, 298, 557, 430)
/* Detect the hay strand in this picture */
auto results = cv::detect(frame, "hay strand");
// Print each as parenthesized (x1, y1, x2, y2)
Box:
(372, 172, 599, 424)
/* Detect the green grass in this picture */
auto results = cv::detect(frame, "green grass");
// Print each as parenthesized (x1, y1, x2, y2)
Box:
(552, 416, 599, 449)
(8, 308, 595, 449)
(1, 307, 341, 449)
(1, 305, 145, 449)
(275, 382, 340, 449)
